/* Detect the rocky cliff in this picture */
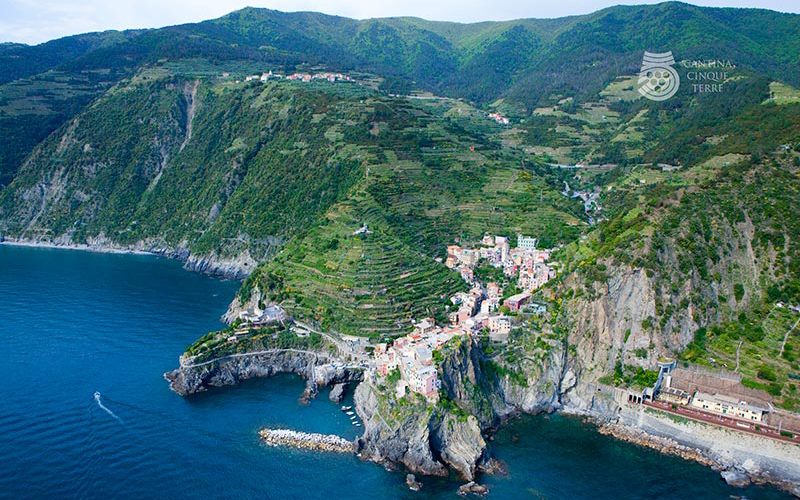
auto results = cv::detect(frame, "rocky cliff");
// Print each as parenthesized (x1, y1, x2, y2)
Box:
(353, 337, 579, 481)
(354, 382, 450, 477)
(165, 349, 363, 396)
(558, 162, 797, 383)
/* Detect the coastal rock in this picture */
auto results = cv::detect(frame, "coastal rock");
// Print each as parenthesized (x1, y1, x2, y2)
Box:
(431, 414, 485, 480)
(406, 474, 422, 491)
(457, 481, 489, 497)
(354, 337, 574, 482)
(721, 469, 752, 488)
(183, 248, 260, 280)
(0, 236, 261, 280)
(439, 335, 568, 420)
(329, 383, 348, 403)
(477, 457, 507, 476)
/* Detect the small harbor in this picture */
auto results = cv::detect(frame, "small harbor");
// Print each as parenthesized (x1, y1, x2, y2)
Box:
(342, 405, 362, 427)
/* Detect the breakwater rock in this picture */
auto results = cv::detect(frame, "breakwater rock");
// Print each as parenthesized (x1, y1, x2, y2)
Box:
(598, 422, 718, 467)
(259, 428, 354, 453)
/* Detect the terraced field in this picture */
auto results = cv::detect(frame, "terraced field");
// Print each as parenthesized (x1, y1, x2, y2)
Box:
(246, 183, 467, 338)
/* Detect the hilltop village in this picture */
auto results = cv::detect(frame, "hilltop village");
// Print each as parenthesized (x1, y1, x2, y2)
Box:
(241, 70, 355, 83)
(230, 70, 513, 128)
(370, 233, 557, 402)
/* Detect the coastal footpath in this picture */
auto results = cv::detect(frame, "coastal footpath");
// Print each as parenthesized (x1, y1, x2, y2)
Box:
(165, 348, 364, 397)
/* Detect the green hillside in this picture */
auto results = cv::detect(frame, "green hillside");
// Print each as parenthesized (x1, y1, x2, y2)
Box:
(552, 153, 800, 409)
(0, 29, 144, 85)
(0, 75, 378, 256)
(1, 3, 799, 344)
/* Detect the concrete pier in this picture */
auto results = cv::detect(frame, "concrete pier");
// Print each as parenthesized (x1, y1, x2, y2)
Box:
(259, 428, 355, 453)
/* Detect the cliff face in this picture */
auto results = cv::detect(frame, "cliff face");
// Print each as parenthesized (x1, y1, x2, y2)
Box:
(430, 414, 486, 480)
(164, 349, 363, 396)
(354, 382, 450, 477)
(354, 338, 578, 480)
(222, 287, 265, 324)
(0, 78, 366, 275)
(564, 265, 663, 380)
(561, 198, 784, 384)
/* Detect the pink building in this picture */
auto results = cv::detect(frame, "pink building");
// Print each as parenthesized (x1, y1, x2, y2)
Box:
(413, 366, 438, 398)
(505, 291, 531, 312)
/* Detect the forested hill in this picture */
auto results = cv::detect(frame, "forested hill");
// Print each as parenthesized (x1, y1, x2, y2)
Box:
(2, 3, 800, 187)
(40, 3, 800, 104)
(0, 29, 146, 86)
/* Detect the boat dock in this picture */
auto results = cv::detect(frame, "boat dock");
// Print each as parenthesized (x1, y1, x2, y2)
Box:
(259, 428, 355, 453)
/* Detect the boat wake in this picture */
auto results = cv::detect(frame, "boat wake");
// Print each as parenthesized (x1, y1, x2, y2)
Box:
(94, 391, 123, 424)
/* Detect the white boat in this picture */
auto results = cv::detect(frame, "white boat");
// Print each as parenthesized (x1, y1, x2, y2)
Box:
(346, 411, 354, 416)
(341, 406, 352, 411)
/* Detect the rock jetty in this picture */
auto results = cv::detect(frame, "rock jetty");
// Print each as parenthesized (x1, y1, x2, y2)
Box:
(259, 428, 355, 453)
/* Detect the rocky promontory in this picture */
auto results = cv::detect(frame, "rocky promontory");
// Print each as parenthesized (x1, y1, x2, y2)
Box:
(353, 337, 576, 481)
(165, 349, 363, 396)
(162, 319, 800, 496)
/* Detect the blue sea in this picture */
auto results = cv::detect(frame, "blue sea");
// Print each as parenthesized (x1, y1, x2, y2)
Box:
(0, 244, 792, 500)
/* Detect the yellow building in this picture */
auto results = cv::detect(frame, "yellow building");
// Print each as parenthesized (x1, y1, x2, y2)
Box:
(658, 387, 691, 406)
(690, 391, 768, 422)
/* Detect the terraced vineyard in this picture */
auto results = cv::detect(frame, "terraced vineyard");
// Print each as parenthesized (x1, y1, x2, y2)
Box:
(242, 184, 468, 338)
